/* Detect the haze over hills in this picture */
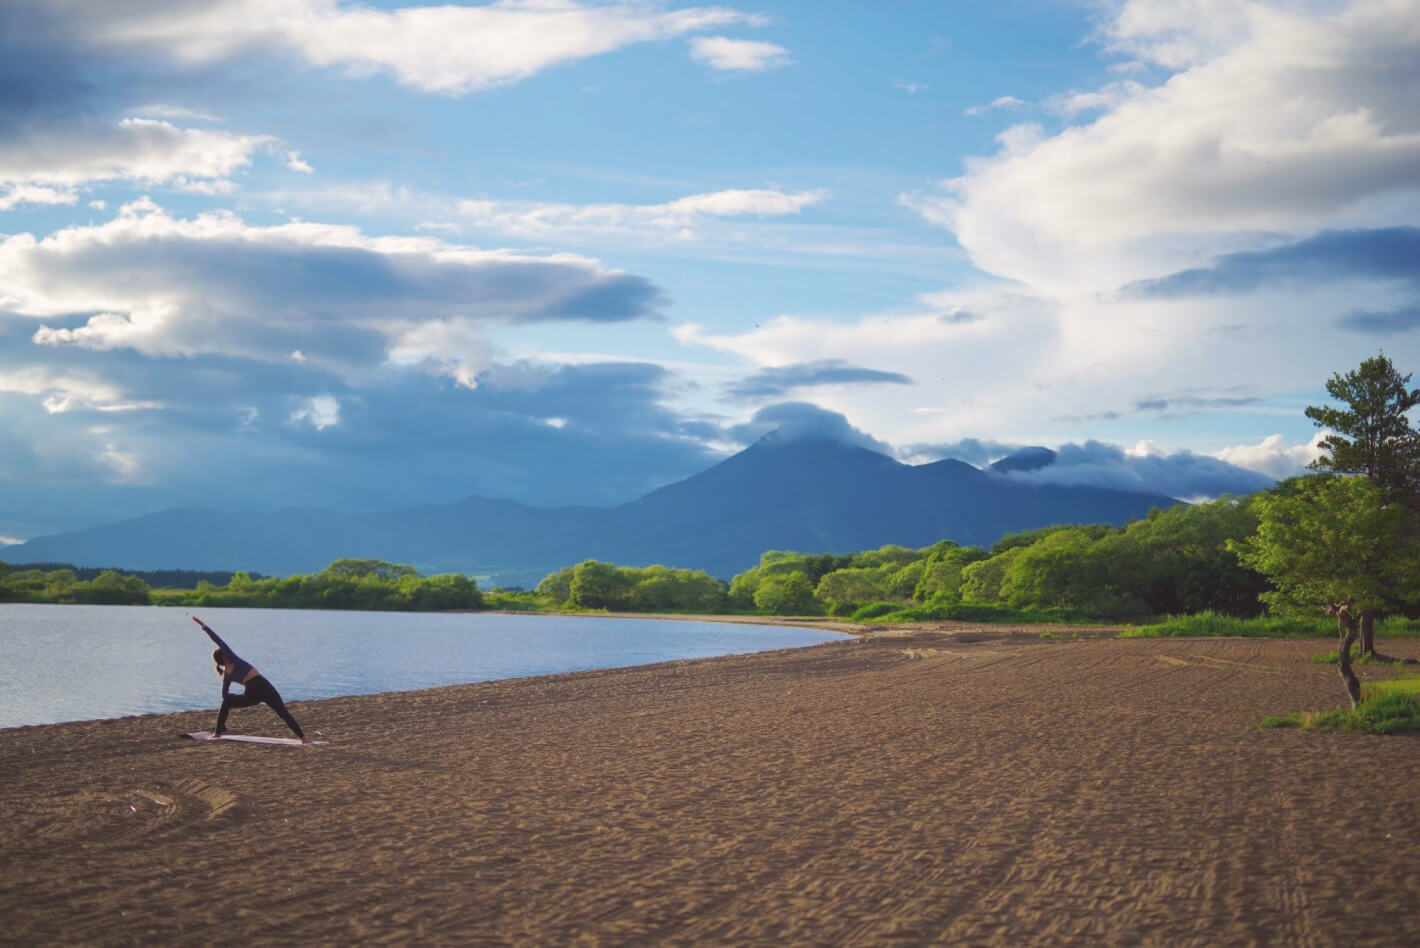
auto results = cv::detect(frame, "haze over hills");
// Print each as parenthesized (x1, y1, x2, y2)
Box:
(2, 432, 1185, 587)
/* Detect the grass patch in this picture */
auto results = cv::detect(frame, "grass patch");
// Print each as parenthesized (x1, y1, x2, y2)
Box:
(1363, 676, 1420, 700)
(1374, 616, 1420, 638)
(1122, 611, 1331, 639)
(1310, 647, 1407, 666)
(1259, 688, 1420, 735)
(1125, 612, 1420, 639)
(1258, 712, 1302, 728)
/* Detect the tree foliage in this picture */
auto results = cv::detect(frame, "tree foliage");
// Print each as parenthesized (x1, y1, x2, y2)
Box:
(1231, 475, 1420, 705)
(1231, 477, 1417, 621)
(1306, 352, 1420, 495)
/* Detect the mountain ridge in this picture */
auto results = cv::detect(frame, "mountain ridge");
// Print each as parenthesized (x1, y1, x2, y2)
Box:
(2, 434, 1181, 586)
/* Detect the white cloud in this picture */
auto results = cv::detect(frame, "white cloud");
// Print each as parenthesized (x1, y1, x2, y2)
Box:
(0, 185, 79, 211)
(1213, 431, 1329, 480)
(913, 0, 1420, 290)
(0, 367, 164, 414)
(964, 95, 1027, 117)
(872, 0, 1420, 456)
(97, 441, 143, 481)
(0, 118, 267, 193)
(72, 0, 763, 95)
(688, 36, 793, 72)
(3, 199, 662, 376)
(386, 318, 498, 388)
(130, 104, 222, 123)
(1043, 81, 1145, 116)
(290, 394, 340, 430)
(894, 79, 930, 94)
(673, 285, 1075, 445)
(457, 188, 825, 239)
(285, 150, 314, 174)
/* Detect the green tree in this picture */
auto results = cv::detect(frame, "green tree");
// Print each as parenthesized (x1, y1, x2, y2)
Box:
(753, 571, 818, 615)
(814, 568, 887, 611)
(568, 560, 633, 610)
(404, 573, 482, 610)
(1306, 353, 1420, 494)
(1003, 528, 1145, 618)
(322, 559, 422, 582)
(914, 545, 990, 603)
(959, 547, 1023, 603)
(1231, 476, 1420, 707)
(1305, 353, 1420, 653)
(1112, 498, 1266, 617)
(727, 567, 762, 610)
(535, 567, 575, 605)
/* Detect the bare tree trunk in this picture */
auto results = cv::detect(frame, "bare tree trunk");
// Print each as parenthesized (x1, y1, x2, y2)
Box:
(1359, 610, 1377, 657)
(1337, 607, 1362, 709)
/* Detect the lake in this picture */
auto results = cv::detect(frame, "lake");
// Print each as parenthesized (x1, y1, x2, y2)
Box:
(0, 603, 844, 729)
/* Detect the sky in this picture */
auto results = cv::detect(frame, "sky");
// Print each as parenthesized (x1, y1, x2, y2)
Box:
(2, 0, 1418, 543)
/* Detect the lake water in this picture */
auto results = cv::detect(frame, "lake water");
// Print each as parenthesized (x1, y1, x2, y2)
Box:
(0, 604, 843, 729)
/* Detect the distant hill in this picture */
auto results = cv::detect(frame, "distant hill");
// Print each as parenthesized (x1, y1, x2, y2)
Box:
(1, 433, 1180, 586)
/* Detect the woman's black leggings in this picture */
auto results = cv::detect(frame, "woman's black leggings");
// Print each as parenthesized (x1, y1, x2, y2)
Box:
(216, 675, 305, 739)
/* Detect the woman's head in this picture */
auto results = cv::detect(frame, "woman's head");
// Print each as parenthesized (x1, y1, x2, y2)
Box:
(212, 647, 226, 674)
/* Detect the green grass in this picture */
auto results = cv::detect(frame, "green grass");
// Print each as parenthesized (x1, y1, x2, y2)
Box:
(1258, 712, 1303, 728)
(1309, 646, 1408, 666)
(1364, 676, 1420, 700)
(1258, 685, 1420, 735)
(1124, 612, 1420, 639)
(1122, 611, 1330, 638)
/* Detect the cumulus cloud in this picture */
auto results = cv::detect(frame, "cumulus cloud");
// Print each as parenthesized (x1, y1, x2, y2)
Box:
(727, 402, 896, 455)
(725, 359, 912, 399)
(3, 200, 663, 379)
(908, 0, 1420, 290)
(0, 115, 267, 196)
(456, 188, 825, 240)
(688, 37, 793, 72)
(1043, 81, 1146, 116)
(869, 0, 1420, 454)
(31, 0, 762, 95)
(1213, 431, 1329, 480)
(0, 185, 79, 211)
(290, 394, 340, 430)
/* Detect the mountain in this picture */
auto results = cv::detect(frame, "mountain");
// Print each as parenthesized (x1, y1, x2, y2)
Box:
(2, 433, 1180, 586)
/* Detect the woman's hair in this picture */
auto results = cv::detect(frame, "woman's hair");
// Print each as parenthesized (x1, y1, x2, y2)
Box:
(212, 647, 225, 671)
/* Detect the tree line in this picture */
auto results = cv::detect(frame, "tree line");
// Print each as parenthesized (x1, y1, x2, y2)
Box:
(0, 558, 483, 611)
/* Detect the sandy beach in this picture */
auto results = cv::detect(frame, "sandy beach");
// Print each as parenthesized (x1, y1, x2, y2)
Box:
(3, 627, 1418, 945)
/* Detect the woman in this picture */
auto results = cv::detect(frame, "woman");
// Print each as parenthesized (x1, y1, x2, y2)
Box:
(194, 615, 310, 743)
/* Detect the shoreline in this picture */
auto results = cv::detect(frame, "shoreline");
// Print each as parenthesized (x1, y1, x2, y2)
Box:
(5, 633, 1418, 944)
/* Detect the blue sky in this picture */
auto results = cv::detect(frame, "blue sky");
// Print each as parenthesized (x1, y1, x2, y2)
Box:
(2, 0, 1418, 542)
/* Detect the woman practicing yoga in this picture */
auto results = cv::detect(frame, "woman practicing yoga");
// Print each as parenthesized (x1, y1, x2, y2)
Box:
(194, 615, 309, 743)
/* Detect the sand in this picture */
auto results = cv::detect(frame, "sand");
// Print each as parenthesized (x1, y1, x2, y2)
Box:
(3, 626, 1418, 945)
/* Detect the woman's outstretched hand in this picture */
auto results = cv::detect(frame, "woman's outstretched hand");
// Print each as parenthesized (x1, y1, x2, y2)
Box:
(191, 615, 210, 631)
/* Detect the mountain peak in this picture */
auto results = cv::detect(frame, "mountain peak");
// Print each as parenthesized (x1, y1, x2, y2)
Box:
(752, 423, 893, 457)
(990, 446, 1057, 474)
